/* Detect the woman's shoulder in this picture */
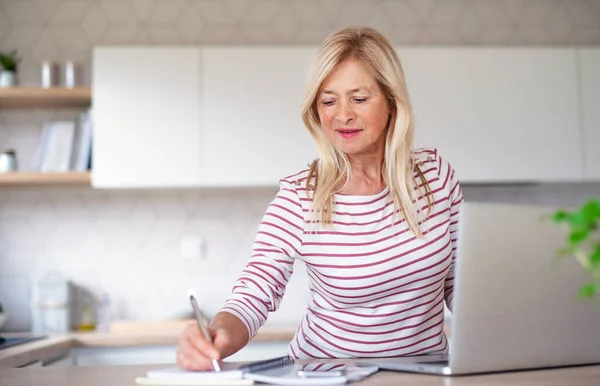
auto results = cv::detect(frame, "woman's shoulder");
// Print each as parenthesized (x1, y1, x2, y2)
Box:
(411, 147, 458, 181)
(411, 147, 439, 169)
(278, 166, 312, 191)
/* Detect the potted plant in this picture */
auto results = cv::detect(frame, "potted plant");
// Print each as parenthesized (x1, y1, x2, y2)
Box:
(551, 197, 600, 301)
(0, 50, 21, 88)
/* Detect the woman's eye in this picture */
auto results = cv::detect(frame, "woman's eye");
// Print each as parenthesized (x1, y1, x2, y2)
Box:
(353, 98, 367, 103)
(321, 100, 335, 106)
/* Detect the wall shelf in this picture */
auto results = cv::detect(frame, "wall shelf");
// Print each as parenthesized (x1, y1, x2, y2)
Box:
(0, 172, 91, 187)
(0, 87, 92, 109)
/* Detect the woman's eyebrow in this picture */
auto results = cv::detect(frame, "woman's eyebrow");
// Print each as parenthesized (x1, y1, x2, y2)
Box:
(321, 87, 371, 95)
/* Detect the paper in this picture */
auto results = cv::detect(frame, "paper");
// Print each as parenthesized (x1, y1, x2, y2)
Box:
(140, 361, 378, 386)
(244, 363, 379, 385)
(145, 364, 244, 381)
(135, 376, 253, 385)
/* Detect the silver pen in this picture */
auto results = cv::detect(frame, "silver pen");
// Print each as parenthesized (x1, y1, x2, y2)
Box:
(189, 294, 221, 372)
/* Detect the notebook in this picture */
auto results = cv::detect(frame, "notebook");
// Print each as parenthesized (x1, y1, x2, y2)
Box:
(135, 356, 378, 386)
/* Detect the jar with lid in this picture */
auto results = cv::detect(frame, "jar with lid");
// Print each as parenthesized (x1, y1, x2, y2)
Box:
(31, 273, 72, 334)
(0, 149, 17, 173)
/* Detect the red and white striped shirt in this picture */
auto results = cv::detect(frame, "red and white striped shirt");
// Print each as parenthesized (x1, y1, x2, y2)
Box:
(220, 148, 463, 359)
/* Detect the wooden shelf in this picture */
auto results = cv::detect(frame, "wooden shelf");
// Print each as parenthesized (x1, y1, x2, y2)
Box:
(0, 87, 91, 108)
(0, 172, 91, 186)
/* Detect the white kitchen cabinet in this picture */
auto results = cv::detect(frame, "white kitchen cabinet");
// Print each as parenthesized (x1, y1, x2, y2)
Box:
(200, 47, 318, 186)
(75, 345, 176, 366)
(92, 47, 202, 188)
(43, 351, 75, 367)
(397, 47, 583, 183)
(579, 49, 600, 180)
(90, 46, 590, 188)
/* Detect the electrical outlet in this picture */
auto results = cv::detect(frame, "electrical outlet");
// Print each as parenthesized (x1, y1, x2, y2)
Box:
(180, 235, 205, 260)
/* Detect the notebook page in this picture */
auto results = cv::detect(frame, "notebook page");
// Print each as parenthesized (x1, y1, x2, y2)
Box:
(135, 376, 253, 385)
(146, 363, 244, 380)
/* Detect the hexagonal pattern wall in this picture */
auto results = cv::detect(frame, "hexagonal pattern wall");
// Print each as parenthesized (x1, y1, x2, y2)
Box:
(0, 0, 598, 85)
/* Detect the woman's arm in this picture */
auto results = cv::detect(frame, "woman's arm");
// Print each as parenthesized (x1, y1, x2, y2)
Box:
(438, 154, 464, 311)
(209, 311, 250, 358)
(217, 178, 306, 341)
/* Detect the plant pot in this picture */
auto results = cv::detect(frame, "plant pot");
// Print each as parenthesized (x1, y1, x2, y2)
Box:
(0, 71, 17, 88)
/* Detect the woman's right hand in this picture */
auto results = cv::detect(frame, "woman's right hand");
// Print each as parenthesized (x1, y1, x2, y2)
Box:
(176, 322, 230, 370)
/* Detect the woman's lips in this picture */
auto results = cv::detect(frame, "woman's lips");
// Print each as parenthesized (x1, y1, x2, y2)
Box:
(336, 128, 362, 139)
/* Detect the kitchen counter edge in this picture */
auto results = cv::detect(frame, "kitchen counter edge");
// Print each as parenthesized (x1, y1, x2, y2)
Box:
(0, 327, 297, 369)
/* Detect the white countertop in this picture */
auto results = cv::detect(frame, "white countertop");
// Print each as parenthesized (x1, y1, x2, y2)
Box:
(0, 320, 297, 369)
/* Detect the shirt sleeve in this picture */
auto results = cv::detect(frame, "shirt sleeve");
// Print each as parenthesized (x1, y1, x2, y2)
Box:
(218, 179, 305, 339)
(437, 154, 464, 312)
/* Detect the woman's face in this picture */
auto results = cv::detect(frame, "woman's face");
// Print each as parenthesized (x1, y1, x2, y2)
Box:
(316, 58, 391, 158)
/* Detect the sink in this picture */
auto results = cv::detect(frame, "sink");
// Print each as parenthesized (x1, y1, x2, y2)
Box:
(0, 335, 46, 350)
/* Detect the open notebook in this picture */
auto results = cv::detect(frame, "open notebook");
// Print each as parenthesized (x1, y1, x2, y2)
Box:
(135, 356, 378, 386)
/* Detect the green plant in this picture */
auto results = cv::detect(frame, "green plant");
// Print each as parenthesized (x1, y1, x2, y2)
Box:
(0, 50, 21, 72)
(551, 197, 600, 300)
(0, 301, 3, 313)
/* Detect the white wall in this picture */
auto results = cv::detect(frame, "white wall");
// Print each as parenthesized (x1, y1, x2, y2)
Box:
(0, 0, 600, 331)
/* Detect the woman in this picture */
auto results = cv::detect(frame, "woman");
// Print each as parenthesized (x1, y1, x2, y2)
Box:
(177, 26, 463, 370)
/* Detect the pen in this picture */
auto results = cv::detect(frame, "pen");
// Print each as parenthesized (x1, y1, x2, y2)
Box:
(189, 294, 221, 372)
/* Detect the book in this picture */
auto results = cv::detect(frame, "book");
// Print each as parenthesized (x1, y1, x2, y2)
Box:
(69, 109, 92, 171)
(136, 356, 378, 386)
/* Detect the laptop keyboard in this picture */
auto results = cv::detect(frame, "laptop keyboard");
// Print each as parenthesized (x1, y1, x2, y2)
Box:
(417, 360, 449, 366)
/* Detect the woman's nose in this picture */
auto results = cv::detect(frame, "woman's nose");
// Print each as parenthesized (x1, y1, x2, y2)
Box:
(335, 102, 356, 124)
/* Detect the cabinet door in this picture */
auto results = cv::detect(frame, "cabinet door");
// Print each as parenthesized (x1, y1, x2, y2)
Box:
(580, 49, 600, 180)
(92, 47, 202, 188)
(73, 342, 289, 366)
(397, 47, 583, 183)
(75, 345, 176, 366)
(200, 47, 318, 186)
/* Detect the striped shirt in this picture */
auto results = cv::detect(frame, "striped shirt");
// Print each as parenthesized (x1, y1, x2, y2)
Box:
(220, 148, 464, 359)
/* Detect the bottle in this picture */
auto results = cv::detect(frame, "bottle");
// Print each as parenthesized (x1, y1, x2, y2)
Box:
(77, 295, 96, 331)
(41, 61, 59, 89)
(96, 293, 111, 333)
(64, 61, 80, 88)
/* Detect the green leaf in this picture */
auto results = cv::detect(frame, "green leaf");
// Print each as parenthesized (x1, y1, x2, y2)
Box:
(552, 210, 570, 223)
(578, 283, 597, 299)
(569, 211, 589, 228)
(591, 245, 600, 266)
(582, 200, 600, 220)
(569, 230, 589, 245)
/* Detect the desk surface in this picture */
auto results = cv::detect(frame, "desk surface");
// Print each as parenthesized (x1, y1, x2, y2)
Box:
(1, 362, 600, 386)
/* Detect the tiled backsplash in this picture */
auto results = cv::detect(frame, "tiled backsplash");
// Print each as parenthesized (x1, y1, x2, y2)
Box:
(0, 0, 600, 331)
(1, 182, 599, 332)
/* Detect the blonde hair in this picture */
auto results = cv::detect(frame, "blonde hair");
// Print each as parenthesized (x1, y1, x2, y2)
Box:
(301, 26, 433, 238)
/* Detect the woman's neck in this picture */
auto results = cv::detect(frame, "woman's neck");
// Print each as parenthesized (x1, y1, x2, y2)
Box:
(340, 153, 386, 196)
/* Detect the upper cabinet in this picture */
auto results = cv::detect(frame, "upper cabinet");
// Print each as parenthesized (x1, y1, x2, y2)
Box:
(398, 47, 583, 183)
(580, 49, 600, 181)
(92, 47, 202, 188)
(88, 46, 597, 188)
(200, 47, 318, 186)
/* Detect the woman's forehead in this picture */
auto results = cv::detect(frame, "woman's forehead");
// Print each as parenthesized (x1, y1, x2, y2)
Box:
(319, 59, 378, 93)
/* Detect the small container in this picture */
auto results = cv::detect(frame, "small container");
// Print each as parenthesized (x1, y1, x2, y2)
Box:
(0, 149, 17, 173)
(64, 61, 81, 88)
(41, 61, 59, 88)
(31, 273, 72, 334)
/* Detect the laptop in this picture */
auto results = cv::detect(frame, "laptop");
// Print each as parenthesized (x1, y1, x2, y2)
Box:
(358, 202, 600, 376)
